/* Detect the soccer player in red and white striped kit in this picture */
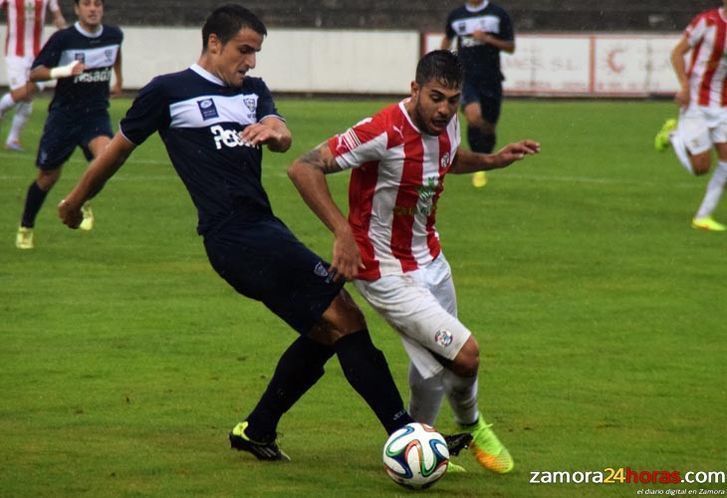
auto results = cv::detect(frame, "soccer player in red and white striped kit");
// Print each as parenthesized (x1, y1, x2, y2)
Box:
(655, 1, 727, 231)
(0, 0, 66, 151)
(288, 49, 539, 473)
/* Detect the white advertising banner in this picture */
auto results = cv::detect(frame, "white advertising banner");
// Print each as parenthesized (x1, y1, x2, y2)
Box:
(425, 32, 681, 97)
(0, 27, 680, 97)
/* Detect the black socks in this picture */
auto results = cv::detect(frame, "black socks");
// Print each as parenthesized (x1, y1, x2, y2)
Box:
(21, 181, 49, 228)
(245, 335, 334, 442)
(333, 329, 413, 435)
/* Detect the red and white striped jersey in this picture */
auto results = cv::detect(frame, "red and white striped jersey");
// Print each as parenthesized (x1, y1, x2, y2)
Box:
(1, 0, 60, 57)
(685, 8, 727, 108)
(328, 100, 460, 281)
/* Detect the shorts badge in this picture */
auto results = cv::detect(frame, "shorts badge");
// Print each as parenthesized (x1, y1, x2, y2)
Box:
(434, 329, 453, 347)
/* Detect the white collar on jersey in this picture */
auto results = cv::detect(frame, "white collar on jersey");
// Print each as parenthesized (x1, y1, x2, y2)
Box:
(398, 99, 422, 134)
(190, 63, 226, 86)
(74, 21, 104, 38)
(465, 1, 489, 13)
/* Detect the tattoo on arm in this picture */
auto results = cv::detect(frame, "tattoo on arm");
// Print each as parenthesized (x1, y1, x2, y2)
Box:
(299, 143, 341, 174)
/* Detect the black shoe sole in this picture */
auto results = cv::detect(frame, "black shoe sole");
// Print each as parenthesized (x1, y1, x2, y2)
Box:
(444, 432, 473, 456)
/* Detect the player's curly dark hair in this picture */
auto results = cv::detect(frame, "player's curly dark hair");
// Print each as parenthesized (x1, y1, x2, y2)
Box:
(415, 50, 464, 89)
(202, 4, 267, 50)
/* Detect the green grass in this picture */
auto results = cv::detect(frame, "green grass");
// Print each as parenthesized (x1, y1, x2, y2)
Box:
(1, 97, 726, 497)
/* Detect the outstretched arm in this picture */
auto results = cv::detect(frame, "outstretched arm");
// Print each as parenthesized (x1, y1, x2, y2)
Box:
(287, 143, 362, 280)
(450, 140, 540, 174)
(58, 132, 137, 228)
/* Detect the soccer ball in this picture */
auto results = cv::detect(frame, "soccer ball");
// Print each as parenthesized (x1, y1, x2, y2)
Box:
(382, 422, 449, 490)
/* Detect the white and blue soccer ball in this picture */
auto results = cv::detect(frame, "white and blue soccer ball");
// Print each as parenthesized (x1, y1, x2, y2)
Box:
(382, 422, 449, 490)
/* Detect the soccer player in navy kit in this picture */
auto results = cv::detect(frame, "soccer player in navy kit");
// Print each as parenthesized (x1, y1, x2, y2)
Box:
(442, 0, 514, 188)
(15, 0, 122, 249)
(57, 5, 460, 462)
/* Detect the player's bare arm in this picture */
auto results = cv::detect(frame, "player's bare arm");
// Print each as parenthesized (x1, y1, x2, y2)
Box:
(240, 116, 292, 152)
(29, 60, 85, 82)
(472, 30, 515, 53)
(440, 35, 453, 50)
(59, 133, 136, 228)
(52, 9, 67, 29)
(450, 140, 540, 174)
(288, 144, 363, 281)
(671, 36, 691, 107)
(111, 48, 123, 96)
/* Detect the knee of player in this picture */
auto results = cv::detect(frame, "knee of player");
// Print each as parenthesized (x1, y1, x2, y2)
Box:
(36, 169, 61, 190)
(451, 338, 479, 377)
(320, 289, 367, 334)
(691, 154, 711, 175)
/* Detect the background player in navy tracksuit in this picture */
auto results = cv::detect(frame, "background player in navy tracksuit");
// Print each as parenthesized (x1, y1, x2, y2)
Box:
(58, 5, 419, 461)
(442, 0, 514, 188)
(15, 0, 122, 249)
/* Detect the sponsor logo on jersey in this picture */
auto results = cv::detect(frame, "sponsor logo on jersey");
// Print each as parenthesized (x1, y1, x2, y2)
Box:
(197, 98, 219, 120)
(210, 124, 256, 150)
(73, 67, 112, 83)
(434, 329, 453, 347)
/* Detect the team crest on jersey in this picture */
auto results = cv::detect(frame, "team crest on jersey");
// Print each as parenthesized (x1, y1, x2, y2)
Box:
(440, 152, 450, 169)
(434, 329, 454, 347)
(455, 21, 467, 34)
(74, 53, 85, 64)
(104, 49, 114, 63)
(243, 95, 257, 112)
(197, 98, 219, 120)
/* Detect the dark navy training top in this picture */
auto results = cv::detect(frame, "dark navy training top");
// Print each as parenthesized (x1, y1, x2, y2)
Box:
(445, 2, 514, 86)
(120, 64, 284, 235)
(33, 22, 123, 114)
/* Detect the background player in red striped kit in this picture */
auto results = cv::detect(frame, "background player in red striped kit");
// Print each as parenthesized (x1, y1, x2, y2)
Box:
(0, 0, 66, 151)
(288, 50, 539, 473)
(655, 1, 727, 231)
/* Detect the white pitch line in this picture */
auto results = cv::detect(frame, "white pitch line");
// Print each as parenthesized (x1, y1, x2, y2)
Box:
(0, 153, 700, 187)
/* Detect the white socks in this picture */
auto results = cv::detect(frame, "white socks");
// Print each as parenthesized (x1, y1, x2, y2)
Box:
(442, 370, 479, 426)
(407, 364, 444, 426)
(0, 92, 15, 114)
(407, 365, 480, 427)
(696, 161, 727, 219)
(7, 101, 32, 145)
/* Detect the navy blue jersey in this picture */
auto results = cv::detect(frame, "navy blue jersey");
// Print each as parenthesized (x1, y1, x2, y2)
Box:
(445, 2, 514, 85)
(120, 64, 284, 235)
(32, 22, 123, 114)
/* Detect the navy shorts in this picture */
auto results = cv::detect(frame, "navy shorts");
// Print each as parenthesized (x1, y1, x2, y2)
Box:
(203, 215, 344, 335)
(461, 79, 503, 125)
(36, 110, 114, 170)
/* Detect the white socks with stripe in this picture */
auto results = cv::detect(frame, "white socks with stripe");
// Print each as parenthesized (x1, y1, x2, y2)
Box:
(696, 161, 727, 219)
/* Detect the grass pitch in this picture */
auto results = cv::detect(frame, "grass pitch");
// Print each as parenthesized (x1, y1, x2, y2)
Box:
(1, 97, 726, 497)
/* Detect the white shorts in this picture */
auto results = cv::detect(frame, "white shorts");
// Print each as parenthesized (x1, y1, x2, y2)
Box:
(354, 254, 471, 379)
(5, 55, 34, 91)
(678, 105, 727, 154)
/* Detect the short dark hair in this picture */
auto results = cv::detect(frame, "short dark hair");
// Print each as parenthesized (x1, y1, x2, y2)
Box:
(415, 50, 464, 89)
(202, 4, 267, 50)
(74, 0, 104, 4)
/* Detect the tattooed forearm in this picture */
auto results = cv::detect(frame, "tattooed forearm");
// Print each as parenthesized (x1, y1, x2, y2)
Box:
(298, 143, 341, 174)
